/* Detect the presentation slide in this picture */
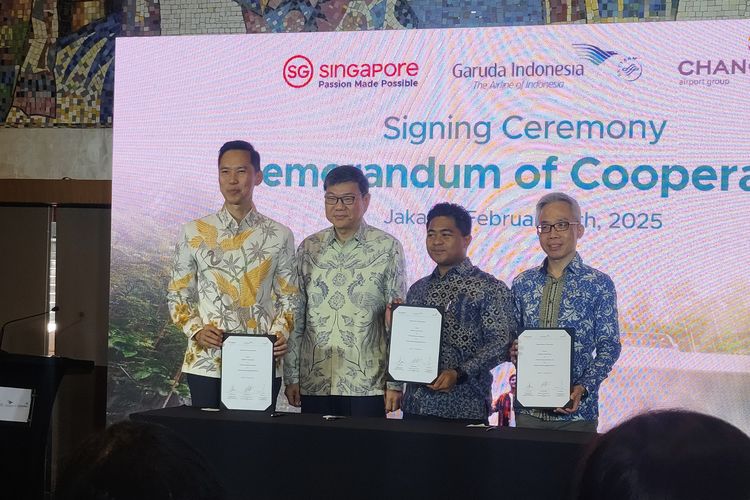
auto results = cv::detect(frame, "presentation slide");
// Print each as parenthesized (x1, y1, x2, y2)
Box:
(111, 19, 750, 431)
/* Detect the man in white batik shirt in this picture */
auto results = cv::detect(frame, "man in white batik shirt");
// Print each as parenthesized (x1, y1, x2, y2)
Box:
(167, 140, 301, 408)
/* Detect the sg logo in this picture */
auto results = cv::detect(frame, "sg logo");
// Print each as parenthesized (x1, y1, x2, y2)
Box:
(284, 55, 314, 88)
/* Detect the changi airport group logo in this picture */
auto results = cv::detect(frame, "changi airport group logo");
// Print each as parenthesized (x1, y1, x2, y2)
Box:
(572, 43, 643, 82)
(283, 54, 420, 90)
(676, 35, 750, 88)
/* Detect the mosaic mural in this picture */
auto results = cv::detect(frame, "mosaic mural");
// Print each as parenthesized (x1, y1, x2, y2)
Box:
(4, 0, 746, 127)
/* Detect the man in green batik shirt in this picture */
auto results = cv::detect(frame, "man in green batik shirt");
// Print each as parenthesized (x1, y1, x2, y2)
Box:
(284, 165, 407, 417)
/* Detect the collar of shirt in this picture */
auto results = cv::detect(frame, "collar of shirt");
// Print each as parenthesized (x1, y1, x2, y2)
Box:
(323, 220, 370, 247)
(217, 204, 260, 231)
(539, 252, 584, 277)
(429, 257, 474, 280)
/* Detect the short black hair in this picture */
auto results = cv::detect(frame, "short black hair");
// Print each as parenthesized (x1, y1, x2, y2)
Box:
(426, 203, 472, 236)
(573, 410, 750, 500)
(323, 165, 369, 195)
(218, 140, 260, 172)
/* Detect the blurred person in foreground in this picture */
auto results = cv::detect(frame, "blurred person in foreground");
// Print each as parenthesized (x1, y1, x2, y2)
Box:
(572, 409, 750, 500)
(56, 421, 226, 500)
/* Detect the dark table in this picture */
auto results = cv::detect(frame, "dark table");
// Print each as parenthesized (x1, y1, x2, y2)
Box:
(132, 406, 595, 500)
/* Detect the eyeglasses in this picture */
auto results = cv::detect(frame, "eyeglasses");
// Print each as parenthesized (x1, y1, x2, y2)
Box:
(536, 221, 580, 234)
(324, 195, 357, 206)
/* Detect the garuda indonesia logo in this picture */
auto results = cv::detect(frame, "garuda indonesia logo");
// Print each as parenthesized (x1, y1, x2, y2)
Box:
(573, 44, 618, 65)
(573, 43, 642, 81)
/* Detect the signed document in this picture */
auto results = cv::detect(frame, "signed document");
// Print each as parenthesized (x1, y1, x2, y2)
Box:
(220, 334, 275, 411)
(388, 304, 443, 384)
(516, 328, 573, 409)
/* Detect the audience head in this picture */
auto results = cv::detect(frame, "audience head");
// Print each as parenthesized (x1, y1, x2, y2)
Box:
(573, 409, 750, 500)
(56, 420, 226, 500)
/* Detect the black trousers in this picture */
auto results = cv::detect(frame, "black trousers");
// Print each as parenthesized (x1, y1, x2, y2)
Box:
(300, 395, 385, 417)
(187, 373, 282, 411)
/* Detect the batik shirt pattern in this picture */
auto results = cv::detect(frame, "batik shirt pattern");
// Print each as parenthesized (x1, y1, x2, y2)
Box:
(512, 253, 620, 421)
(285, 222, 406, 396)
(167, 206, 300, 378)
(401, 259, 515, 420)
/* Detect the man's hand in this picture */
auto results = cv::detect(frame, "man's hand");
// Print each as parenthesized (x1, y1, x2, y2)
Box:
(285, 383, 301, 407)
(427, 369, 458, 393)
(384, 389, 402, 413)
(510, 339, 518, 364)
(554, 385, 586, 414)
(384, 298, 404, 329)
(273, 335, 288, 358)
(195, 325, 224, 349)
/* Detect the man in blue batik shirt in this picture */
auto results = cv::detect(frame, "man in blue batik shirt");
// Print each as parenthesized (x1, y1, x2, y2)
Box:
(392, 203, 515, 423)
(512, 192, 620, 432)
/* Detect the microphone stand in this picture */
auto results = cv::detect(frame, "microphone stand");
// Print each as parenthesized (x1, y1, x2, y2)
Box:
(0, 306, 59, 353)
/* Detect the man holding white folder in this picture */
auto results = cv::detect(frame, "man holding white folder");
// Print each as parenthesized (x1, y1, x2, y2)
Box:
(167, 140, 300, 409)
(396, 203, 515, 422)
(512, 192, 620, 432)
(284, 165, 407, 417)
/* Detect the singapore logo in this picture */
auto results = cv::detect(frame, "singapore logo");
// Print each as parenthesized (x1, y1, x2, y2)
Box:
(573, 43, 642, 82)
(283, 54, 420, 89)
(283, 55, 314, 88)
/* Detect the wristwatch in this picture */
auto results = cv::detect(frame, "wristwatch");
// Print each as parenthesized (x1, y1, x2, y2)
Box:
(453, 367, 468, 385)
